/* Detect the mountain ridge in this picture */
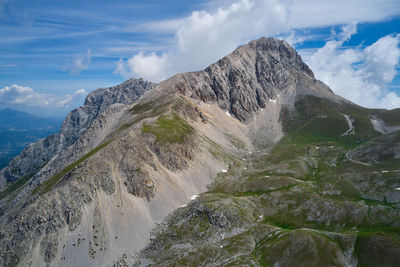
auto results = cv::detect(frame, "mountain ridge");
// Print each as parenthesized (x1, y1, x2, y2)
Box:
(0, 37, 399, 266)
(0, 108, 62, 171)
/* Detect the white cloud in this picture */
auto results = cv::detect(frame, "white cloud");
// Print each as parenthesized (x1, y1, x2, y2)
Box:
(126, 51, 169, 82)
(0, 84, 87, 109)
(116, 0, 289, 81)
(302, 25, 400, 109)
(287, 0, 400, 28)
(116, 0, 400, 82)
(63, 49, 92, 75)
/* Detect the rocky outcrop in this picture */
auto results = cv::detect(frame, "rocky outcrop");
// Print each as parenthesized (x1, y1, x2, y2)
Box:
(348, 131, 400, 164)
(1, 37, 399, 267)
(159, 37, 336, 122)
(0, 134, 61, 186)
(0, 78, 155, 191)
(61, 78, 155, 145)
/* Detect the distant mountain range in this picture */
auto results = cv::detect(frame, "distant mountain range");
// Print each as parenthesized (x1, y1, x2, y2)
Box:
(0, 108, 63, 170)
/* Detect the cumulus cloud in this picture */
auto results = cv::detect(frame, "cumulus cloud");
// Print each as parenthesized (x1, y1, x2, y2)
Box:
(0, 84, 87, 109)
(286, 0, 400, 28)
(63, 49, 92, 75)
(115, 0, 289, 81)
(116, 0, 400, 82)
(116, 52, 169, 82)
(302, 25, 400, 109)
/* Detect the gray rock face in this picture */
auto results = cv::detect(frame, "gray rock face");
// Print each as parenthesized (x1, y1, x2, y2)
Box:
(0, 134, 61, 186)
(349, 131, 400, 164)
(61, 78, 155, 145)
(0, 78, 155, 190)
(163, 37, 334, 122)
(1, 37, 399, 267)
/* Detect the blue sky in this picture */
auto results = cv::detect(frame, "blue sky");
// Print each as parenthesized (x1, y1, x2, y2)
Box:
(0, 0, 400, 116)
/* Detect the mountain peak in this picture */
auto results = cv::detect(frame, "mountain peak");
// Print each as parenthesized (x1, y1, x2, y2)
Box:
(84, 77, 155, 107)
(163, 37, 326, 122)
(246, 37, 314, 77)
(1, 36, 400, 267)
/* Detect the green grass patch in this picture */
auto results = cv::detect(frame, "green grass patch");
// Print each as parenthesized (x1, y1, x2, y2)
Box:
(281, 95, 380, 149)
(235, 184, 297, 197)
(374, 158, 400, 170)
(32, 139, 113, 195)
(129, 97, 174, 116)
(142, 112, 194, 145)
(375, 108, 400, 126)
(0, 173, 35, 200)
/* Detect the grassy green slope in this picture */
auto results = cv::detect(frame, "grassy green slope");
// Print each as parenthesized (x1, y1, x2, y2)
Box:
(137, 95, 400, 266)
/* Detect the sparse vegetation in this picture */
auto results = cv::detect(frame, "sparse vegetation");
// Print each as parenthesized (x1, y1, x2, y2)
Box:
(32, 139, 113, 195)
(137, 95, 400, 266)
(142, 112, 194, 145)
(0, 173, 35, 200)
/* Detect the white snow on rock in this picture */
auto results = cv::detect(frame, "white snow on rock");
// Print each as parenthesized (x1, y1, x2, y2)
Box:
(191, 195, 198, 200)
(221, 169, 228, 173)
(269, 99, 277, 104)
(225, 110, 232, 117)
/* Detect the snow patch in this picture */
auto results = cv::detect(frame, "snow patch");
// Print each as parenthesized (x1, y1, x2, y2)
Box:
(269, 99, 277, 104)
(221, 169, 228, 173)
(190, 195, 198, 200)
(225, 110, 232, 117)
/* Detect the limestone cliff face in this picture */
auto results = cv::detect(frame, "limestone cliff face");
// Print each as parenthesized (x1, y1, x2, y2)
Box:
(155, 37, 335, 123)
(0, 78, 155, 191)
(61, 78, 155, 145)
(0, 38, 399, 267)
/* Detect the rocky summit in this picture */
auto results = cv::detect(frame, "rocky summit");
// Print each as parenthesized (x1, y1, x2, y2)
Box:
(0, 37, 399, 267)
